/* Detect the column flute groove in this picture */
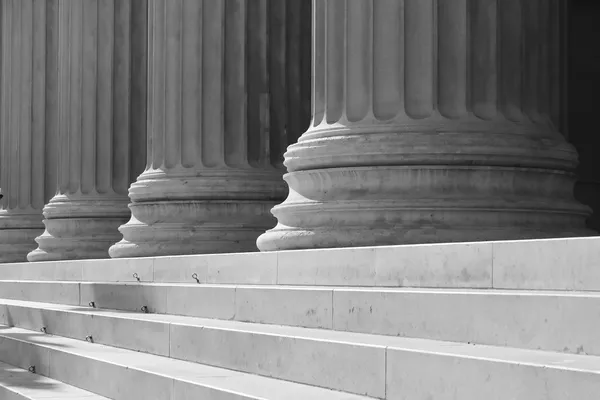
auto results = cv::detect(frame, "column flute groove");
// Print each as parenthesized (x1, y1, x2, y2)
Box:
(0, 0, 58, 263)
(28, 0, 147, 262)
(257, 0, 591, 252)
(109, 0, 311, 258)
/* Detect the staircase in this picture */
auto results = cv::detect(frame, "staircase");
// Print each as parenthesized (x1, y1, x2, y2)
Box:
(0, 237, 599, 399)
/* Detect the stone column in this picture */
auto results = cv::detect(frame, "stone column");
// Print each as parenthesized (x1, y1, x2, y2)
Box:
(257, 0, 591, 251)
(109, 0, 311, 258)
(0, 0, 58, 263)
(28, 0, 147, 261)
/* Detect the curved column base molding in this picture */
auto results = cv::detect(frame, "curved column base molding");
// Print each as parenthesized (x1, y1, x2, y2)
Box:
(109, 200, 278, 258)
(285, 128, 579, 172)
(258, 227, 592, 252)
(27, 194, 129, 262)
(127, 169, 286, 202)
(257, 166, 593, 251)
(0, 211, 44, 263)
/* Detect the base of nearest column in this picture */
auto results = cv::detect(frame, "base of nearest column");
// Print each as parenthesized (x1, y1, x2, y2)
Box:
(27, 194, 130, 262)
(257, 165, 593, 251)
(109, 200, 278, 258)
(0, 211, 44, 263)
(258, 225, 593, 252)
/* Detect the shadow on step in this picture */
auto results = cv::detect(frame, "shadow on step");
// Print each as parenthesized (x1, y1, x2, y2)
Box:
(0, 363, 63, 394)
(0, 325, 72, 348)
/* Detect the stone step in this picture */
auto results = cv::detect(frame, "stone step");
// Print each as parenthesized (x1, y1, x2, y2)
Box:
(1, 324, 599, 399)
(0, 325, 372, 400)
(0, 359, 108, 399)
(1, 236, 598, 290)
(0, 281, 80, 305)
(0, 281, 599, 355)
(0, 299, 384, 396)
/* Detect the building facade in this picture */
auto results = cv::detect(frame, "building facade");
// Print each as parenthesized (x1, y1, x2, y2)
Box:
(0, 0, 596, 263)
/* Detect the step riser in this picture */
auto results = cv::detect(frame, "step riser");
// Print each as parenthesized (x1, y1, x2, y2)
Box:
(0, 243, 491, 288)
(0, 282, 79, 306)
(80, 283, 335, 329)
(387, 350, 600, 400)
(171, 324, 384, 397)
(2, 282, 599, 356)
(333, 290, 600, 356)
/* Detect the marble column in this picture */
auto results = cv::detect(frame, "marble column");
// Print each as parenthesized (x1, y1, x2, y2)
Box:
(28, 0, 147, 261)
(109, 0, 311, 258)
(0, 0, 58, 263)
(257, 0, 591, 251)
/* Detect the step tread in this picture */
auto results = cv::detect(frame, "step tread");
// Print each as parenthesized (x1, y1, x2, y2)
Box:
(2, 280, 600, 296)
(2, 298, 600, 372)
(0, 360, 108, 399)
(0, 325, 373, 400)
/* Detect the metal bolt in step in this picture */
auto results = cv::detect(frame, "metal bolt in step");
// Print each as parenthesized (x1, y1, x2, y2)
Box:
(192, 273, 200, 283)
(140, 305, 149, 313)
(88, 301, 96, 308)
(28, 366, 35, 374)
(85, 335, 93, 343)
(133, 272, 140, 282)
(40, 327, 47, 334)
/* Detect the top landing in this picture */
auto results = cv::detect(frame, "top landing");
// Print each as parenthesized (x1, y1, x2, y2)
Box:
(0, 237, 599, 291)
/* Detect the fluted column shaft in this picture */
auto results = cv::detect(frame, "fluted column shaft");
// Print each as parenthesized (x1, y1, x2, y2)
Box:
(258, 0, 591, 251)
(109, 0, 311, 258)
(0, 0, 58, 263)
(28, 0, 147, 261)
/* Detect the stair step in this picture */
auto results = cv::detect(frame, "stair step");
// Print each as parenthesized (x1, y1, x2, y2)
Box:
(1, 236, 598, 290)
(0, 299, 392, 396)
(0, 325, 373, 400)
(0, 281, 80, 305)
(1, 305, 600, 399)
(0, 360, 108, 399)
(1, 281, 600, 355)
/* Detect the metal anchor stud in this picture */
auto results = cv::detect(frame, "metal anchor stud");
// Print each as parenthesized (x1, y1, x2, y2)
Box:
(192, 273, 200, 283)
(89, 301, 96, 308)
(140, 305, 149, 313)
(40, 327, 47, 334)
(85, 335, 93, 343)
(133, 272, 140, 282)
(28, 366, 36, 373)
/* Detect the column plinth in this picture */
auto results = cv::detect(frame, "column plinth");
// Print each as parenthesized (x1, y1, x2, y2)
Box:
(257, 0, 591, 251)
(109, 0, 310, 258)
(28, 0, 147, 261)
(0, 0, 58, 263)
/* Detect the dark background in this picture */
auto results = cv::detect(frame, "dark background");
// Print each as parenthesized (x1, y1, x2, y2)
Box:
(568, 0, 600, 232)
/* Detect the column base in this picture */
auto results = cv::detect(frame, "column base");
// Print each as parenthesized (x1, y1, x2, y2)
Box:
(258, 224, 593, 252)
(257, 166, 593, 251)
(0, 211, 44, 263)
(109, 200, 277, 258)
(27, 194, 129, 262)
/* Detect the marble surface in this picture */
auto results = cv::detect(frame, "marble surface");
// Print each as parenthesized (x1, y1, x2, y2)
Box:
(0, 360, 108, 399)
(0, 325, 371, 400)
(3, 237, 600, 290)
(0, 237, 598, 398)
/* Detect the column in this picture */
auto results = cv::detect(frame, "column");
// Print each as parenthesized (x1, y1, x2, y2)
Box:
(0, 0, 58, 263)
(27, 0, 147, 261)
(109, 0, 311, 258)
(257, 0, 591, 251)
